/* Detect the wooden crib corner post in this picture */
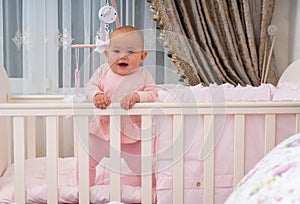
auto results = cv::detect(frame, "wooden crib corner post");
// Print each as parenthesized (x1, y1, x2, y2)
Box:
(0, 116, 12, 177)
(0, 64, 10, 103)
(0, 64, 12, 177)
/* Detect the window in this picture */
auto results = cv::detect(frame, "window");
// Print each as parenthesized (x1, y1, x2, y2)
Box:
(0, 0, 181, 95)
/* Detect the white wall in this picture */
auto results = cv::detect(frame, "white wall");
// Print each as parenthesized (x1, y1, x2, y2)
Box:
(272, 0, 300, 77)
(289, 1, 300, 62)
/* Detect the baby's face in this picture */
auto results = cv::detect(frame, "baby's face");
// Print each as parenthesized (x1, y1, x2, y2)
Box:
(105, 31, 147, 76)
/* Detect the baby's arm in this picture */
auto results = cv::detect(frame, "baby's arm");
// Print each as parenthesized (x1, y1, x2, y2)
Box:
(121, 70, 158, 110)
(85, 64, 111, 109)
(135, 70, 158, 103)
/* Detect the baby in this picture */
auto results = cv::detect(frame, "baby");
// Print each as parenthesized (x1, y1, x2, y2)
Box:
(85, 25, 157, 186)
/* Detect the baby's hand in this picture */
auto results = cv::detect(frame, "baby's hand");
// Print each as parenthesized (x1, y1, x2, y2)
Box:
(120, 93, 140, 110)
(94, 93, 111, 109)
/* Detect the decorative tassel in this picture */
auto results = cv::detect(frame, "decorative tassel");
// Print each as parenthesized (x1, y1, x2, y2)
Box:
(167, 50, 173, 58)
(175, 66, 180, 74)
(159, 33, 165, 41)
(149, 4, 156, 13)
(170, 56, 177, 66)
(179, 77, 184, 82)
(163, 41, 169, 48)
(179, 74, 186, 82)
(156, 20, 163, 29)
(153, 12, 159, 21)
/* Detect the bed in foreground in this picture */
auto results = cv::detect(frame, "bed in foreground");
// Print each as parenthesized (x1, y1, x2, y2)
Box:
(0, 60, 300, 203)
(225, 132, 300, 203)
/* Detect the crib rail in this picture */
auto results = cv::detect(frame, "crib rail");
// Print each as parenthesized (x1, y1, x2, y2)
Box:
(1, 101, 300, 203)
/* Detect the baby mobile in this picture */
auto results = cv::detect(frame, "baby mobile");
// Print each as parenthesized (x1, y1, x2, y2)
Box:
(70, 0, 119, 101)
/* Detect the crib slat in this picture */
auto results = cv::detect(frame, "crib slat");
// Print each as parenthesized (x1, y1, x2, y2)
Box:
(13, 117, 26, 204)
(6, 116, 13, 166)
(233, 114, 245, 186)
(203, 115, 214, 204)
(173, 115, 184, 204)
(296, 114, 300, 133)
(26, 116, 36, 158)
(73, 124, 78, 157)
(110, 115, 121, 201)
(264, 114, 276, 154)
(74, 116, 90, 203)
(46, 116, 59, 204)
(141, 115, 153, 204)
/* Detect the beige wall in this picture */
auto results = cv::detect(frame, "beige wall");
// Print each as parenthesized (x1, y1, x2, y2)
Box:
(272, 0, 300, 77)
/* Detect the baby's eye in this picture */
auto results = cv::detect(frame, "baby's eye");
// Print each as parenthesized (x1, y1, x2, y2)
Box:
(112, 49, 120, 53)
(127, 50, 135, 55)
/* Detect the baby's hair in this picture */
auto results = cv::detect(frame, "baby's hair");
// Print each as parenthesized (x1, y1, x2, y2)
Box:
(110, 25, 144, 49)
(110, 25, 142, 38)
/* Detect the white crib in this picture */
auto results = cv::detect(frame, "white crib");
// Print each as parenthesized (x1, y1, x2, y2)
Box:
(1, 61, 300, 204)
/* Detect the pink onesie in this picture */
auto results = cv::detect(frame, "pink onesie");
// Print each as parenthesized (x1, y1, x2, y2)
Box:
(85, 63, 157, 186)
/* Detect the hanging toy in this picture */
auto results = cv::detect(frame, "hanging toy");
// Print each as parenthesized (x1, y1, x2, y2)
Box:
(63, 45, 86, 103)
(95, 2, 117, 54)
(64, 45, 86, 103)
(74, 46, 80, 97)
(67, 0, 119, 103)
(98, 4, 117, 24)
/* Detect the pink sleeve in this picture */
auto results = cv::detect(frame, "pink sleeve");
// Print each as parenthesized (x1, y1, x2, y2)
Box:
(135, 70, 158, 102)
(85, 64, 107, 102)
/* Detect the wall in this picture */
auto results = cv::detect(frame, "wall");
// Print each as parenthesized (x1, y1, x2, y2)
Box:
(272, 0, 300, 77)
(289, 1, 300, 62)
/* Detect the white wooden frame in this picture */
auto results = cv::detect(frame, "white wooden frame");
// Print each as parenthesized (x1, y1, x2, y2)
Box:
(1, 99, 300, 204)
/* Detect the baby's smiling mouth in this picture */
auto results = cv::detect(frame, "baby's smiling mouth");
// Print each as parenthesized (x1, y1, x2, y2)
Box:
(118, 62, 128, 68)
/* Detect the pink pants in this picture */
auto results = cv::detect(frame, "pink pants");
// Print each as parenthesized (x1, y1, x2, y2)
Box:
(89, 134, 141, 186)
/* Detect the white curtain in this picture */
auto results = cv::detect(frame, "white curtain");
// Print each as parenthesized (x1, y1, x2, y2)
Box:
(0, 0, 182, 95)
(23, 0, 47, 94)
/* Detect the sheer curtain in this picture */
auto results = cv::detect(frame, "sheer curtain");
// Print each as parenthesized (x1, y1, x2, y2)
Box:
(0, 0, 180, 95)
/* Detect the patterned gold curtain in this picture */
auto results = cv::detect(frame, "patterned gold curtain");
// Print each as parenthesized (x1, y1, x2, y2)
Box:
(147, 0, 277, 86)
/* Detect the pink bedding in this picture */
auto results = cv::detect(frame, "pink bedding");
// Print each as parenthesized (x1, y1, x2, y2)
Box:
(154, 83, 300, 204)
(0, 157, 149, 203)
(1, 83, 299, 203)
